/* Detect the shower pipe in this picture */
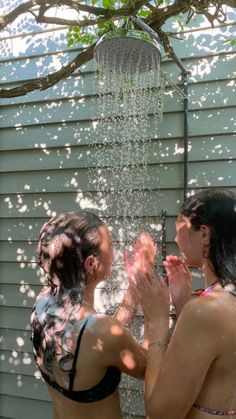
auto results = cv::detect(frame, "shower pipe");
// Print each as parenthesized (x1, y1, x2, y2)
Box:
(133, 16, 190, 201)
(160, 209, 167, 265)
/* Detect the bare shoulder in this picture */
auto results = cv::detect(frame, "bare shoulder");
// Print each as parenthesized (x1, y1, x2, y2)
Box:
(35, 286, 50, 301)
(88, 315, 126, 343)
(178, 294, 222, 331)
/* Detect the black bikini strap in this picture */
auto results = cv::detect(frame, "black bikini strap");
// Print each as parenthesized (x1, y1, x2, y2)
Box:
(69, 318, 89, 391)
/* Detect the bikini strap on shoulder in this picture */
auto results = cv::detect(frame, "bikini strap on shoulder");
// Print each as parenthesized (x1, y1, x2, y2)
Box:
(68, 318, 89, 391)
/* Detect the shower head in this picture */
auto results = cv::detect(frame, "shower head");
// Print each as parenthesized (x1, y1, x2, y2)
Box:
(94, 28, 162, 74)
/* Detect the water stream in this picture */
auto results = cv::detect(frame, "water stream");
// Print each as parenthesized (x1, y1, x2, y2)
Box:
(89, 62, 165, 246)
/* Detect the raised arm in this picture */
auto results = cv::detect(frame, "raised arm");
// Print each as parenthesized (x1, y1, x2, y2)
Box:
(115, 232, 157, 329)
(163, 255, 192, 317)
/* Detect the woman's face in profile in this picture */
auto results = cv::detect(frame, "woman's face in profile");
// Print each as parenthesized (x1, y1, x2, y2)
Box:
(96, 225, 114, 280)
(175, 214, 202, 268)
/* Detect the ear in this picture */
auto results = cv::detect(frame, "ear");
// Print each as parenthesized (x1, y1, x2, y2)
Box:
(200, 225, 211, 244)
(84, 255, 99, 275)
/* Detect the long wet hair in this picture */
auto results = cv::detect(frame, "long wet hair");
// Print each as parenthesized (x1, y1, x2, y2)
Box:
(180, 188, 236, 286)
(31, 211, 105, 373)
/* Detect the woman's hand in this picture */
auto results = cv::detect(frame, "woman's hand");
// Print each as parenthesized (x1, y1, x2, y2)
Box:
(163, 255, 192, 317)
(124, 231, 157, 282)
(136, 269, 170, 345)
(116, 232, 156, 327)
(138, 270, 170, 322)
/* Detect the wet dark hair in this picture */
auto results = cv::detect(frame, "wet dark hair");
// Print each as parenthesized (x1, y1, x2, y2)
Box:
(31, 211, 105, 372)
(38, 211, 105, 296)
(180, 189, 236, 286)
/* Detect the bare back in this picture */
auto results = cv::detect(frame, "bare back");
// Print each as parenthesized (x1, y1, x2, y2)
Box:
(32, 288, 146, 419)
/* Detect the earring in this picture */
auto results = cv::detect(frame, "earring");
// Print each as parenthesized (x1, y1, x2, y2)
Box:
(202, 243, 209, 258)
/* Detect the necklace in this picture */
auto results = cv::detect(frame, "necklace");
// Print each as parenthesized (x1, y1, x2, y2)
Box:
(201, 280, 221, 296)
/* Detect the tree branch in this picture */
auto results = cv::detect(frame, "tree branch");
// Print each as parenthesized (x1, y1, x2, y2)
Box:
(0, 0, 148, 31)
(0, 0, 39, 30)
(0, 43, 95, 98)
(0, 0, 235, 98)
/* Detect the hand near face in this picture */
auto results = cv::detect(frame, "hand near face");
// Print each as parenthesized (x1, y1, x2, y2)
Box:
(163, 255, 192, 316)
(136, 270, 170, 324)
(124, 232, 157, 283)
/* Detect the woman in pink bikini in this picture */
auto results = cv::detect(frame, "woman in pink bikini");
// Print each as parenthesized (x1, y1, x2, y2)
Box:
(133, 188, 236, 418)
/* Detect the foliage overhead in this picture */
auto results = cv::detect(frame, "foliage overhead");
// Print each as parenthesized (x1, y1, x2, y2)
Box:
(0, 0, 235, 98)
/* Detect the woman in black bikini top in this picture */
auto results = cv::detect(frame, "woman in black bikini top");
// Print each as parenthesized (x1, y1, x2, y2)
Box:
(31, 211, 150, 419)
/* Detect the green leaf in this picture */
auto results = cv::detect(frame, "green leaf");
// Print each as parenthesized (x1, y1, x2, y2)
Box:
(67, 39, 74, 48)
(137, 9, 152, 18)
(222, 39, 236, 46)
(97, 20, 117, 37)
(79, 33, 98, 45)
(102, 0, 115, 9)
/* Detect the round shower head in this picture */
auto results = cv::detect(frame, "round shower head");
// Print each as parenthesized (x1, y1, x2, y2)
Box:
(94, 28, 161, 74)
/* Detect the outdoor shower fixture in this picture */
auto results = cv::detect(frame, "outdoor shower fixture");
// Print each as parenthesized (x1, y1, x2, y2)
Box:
(94, 27, 162, 74)
(93, 16, 190, 201)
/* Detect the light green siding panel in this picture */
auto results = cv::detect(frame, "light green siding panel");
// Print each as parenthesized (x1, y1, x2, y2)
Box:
(188, 160, 236, 187)
(0, 96, 184, 128)
(0, 130, 235, 160)
(0, 165, 184, 192)
(188, 135, 236, 160)
(1, 135, 235, 175)
(0, 219, 43, 241)
(0, 190, 185, 219)
(0, 142, 185, 172)
(187, 53, 236, 84)
(0, 395, 52, 419)
(0, 145, 183, 173)
(189, 108, 236, 136)
(0, 262, 40, 285)
(0, 372, 50, 401)
(1, 49, 234, 94)
(188, 79, 236, 110)
(0, 350, 36, 375)
(0, 329, 32, 352)
(166, 24, 234, 58)
(0, 216, 175, 242)
(1, 107, 235, 143)
(1, 79, 235, 128)
(0, 50, 73, 83)
(0, 114, 184, 151)
(0, 283, 40, 308)
(0, 241, 37, 263)
(3, 77, 235, 113)
(0, 307, 31, 330)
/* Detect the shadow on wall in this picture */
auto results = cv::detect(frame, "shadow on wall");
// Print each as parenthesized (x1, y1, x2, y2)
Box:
(0, 7, 236, 417)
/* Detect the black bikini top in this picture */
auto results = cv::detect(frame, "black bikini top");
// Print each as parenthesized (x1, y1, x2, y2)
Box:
(36, 319, 121, 403)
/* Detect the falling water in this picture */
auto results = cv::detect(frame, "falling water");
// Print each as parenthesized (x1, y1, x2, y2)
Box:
(89, 49, 165, 247)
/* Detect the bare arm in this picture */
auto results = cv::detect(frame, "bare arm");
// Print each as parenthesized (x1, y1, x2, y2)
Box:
(98, 315, 147, 379)
(163, 255, 192, 317)
(115, 232, 157, 329)
(144, 297, 220, 419)
(114, 283, 139, 328)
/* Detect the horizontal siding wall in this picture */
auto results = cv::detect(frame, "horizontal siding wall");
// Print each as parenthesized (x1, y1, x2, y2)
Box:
(0, 4, 236, 418)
